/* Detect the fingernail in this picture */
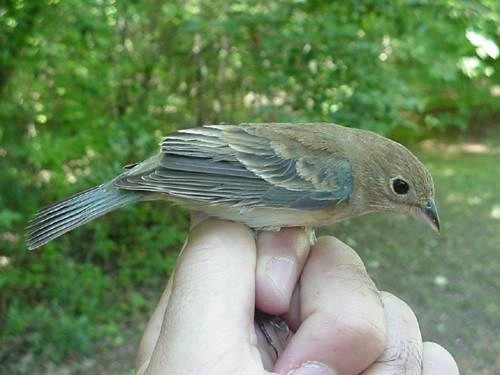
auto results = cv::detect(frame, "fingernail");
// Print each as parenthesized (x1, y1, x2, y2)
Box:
(266, 256, 297, 303)
(287, 361, 336, 375)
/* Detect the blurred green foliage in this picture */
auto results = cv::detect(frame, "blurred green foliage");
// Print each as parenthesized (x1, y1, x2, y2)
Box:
(0, 0, 498, 366)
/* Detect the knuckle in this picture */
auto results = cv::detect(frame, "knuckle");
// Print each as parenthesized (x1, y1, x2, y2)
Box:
(333, 311, 386, 355)
(315, 236, 365, 265)
(380, 338, 423, 372)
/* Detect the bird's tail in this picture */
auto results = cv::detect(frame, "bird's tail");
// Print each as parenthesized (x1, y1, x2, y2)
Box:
(26, 184, 143, 250)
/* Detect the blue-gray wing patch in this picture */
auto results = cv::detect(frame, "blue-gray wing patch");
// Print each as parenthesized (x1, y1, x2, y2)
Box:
(114, 125, 353, 210)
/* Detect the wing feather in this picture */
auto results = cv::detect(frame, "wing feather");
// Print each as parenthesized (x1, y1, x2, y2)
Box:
(114, 125, 352, 209)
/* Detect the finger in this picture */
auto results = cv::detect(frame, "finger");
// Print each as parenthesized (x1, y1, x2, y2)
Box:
(145, 219, 264, 374)
(255, 227, 311, 315)
(137, 211, 208, 373)
(283, 284, 301, 332)
(422, 342, 459, 375)
(361, 292, 423, 374)
(275, 236, 386, 375)
(136, 275, 174, 374)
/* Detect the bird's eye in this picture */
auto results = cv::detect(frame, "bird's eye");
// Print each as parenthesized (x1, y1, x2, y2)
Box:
(391, 178, 409, 195)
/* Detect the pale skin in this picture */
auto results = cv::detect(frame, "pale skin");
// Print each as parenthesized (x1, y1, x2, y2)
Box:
(136, 214, 459, 375)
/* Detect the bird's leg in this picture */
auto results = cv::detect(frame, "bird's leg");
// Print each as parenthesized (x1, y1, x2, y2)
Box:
(258, 225, 283, 232)
(254, 310, 291, 360)
(254, 226, 316, 245)
(305, 226, 317, 246)
(255, 310, 279, 358)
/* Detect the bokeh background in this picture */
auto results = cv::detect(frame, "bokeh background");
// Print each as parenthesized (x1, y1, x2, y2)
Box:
(1, 1, 499, 373)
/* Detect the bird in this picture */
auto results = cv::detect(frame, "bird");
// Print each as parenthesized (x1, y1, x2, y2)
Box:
(26, 123, 440, 250)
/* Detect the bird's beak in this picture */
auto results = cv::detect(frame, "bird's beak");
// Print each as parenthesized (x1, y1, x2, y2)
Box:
(416, 199, 440, 232)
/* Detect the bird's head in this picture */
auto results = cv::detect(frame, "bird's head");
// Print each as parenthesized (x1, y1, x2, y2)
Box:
(353, 134, 440, 232)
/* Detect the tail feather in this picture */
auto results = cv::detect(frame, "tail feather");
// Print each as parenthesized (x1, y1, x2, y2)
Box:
(28, 193, 129, 244)
(26, 184, 142, 250)
(33, 186, 106, 223)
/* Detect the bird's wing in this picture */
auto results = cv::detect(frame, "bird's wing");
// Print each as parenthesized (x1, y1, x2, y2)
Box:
(114, 125, 353, 210)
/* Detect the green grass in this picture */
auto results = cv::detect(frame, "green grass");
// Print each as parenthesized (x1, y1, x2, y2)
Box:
(325, 141, 500, 375)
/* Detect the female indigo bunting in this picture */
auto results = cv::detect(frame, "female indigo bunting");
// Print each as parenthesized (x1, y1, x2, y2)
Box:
(26, 123, 439, 250)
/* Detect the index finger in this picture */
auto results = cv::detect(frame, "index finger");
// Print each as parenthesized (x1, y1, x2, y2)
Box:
(144, 219, 263, 374)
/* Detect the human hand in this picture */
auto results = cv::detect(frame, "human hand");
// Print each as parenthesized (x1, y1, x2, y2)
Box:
(136, 215, 459, 375)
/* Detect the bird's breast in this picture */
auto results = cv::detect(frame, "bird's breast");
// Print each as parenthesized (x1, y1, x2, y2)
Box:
(171, 197, 354, 229)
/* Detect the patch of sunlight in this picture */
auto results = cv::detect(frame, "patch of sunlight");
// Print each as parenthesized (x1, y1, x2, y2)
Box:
(243, 91, 269, 108)
(379, 35, 392, 62)
(2, 232, 19, 244)
(0, 148, 7, 157)
(27, 123, 37, 138)
(339, 84, 354, 97)
(323, 57, 337, 71)
(308, 60, 318, 74)
(35, 114, 47, 124)
(212, 99, 221, 112)
(461, 143, 490, 153)
(329, 103, 341, 113)
(434, 275, 448, 288)
(442, 168, 455, 177)
(5, 17, 17, 28)
(68, 152, 96, 168)
(466, 30, 499, 59)
(162, 104, 177, 114)
(420, 140, 500, 155)
(490, 205, 500, 220)
(63, 161, 92, 183)
(85, 146, 97, 159)
(459, 56, 481, 78)
(38, 169, 53, 183)
(63, 165, 77, 184)
(0, 256, 10, 269)
(124, 38, 133, 52)
(446, 192, 463, 204)
(467, 196, 482, 206)
(272, 90, 287, 106)
(491, 85, 500, 97)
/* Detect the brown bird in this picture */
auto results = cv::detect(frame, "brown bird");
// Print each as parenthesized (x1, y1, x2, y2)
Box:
(26, 123, 439, 250)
